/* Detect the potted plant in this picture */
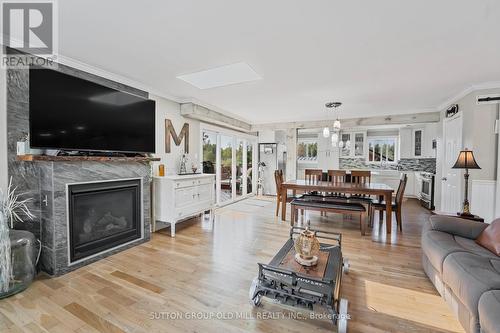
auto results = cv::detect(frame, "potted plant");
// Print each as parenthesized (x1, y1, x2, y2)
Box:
(0, 178, 38, 299)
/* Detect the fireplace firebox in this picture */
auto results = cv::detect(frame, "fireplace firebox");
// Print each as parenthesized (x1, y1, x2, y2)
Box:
(67, 179, 142, 263)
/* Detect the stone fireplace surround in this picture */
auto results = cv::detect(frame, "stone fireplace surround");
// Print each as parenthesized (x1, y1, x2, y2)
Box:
(38, 161, 151, 275)
(7, 58, 154, 275)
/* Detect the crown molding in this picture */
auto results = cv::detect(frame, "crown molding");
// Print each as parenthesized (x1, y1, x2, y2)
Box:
(56, 54, 183, 103)
(437, 81, 500, 111)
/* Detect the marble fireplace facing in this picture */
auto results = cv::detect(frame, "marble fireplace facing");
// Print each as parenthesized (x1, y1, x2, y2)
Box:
(38, 161, 151, 276)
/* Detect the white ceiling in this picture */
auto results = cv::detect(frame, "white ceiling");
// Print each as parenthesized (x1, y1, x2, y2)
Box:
(58, 0, 500, 124)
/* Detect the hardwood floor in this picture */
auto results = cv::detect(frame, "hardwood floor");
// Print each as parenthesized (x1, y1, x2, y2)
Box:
(0, 197, 464, 333)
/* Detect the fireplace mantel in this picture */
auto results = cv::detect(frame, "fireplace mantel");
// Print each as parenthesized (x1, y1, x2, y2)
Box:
(18, 154, 160, 163)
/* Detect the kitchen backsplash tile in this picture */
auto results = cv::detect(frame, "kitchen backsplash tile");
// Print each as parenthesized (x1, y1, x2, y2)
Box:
(339, 158, 436, 173)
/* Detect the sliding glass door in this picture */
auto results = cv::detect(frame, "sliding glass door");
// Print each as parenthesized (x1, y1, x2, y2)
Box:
(220, 135, 233, 204)
(201, 126, 257, 206)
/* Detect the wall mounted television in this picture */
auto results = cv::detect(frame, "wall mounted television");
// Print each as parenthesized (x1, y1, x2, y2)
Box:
(29, 68, 156, 154)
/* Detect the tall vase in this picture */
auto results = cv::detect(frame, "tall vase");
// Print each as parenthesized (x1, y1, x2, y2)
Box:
(0, 212, 38, 299)
(0, 212, 12, 294)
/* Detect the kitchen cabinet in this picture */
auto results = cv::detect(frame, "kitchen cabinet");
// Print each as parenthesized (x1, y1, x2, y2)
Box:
(340, 131, 367, 158)
(405, 172, 416, 197)
(317, 133, 339, 170)
(399, 124, 437, 159)
(414, 172, 423, 199)
(370, 170, 417, 198)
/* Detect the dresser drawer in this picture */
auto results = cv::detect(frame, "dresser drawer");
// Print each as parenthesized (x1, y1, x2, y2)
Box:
(173, 176, 214, 189)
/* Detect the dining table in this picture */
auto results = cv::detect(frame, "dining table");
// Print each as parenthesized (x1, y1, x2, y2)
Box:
(280, 180, 395, 233)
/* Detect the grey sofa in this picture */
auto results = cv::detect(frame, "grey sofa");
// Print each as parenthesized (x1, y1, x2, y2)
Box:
(422, 215, 500, 333)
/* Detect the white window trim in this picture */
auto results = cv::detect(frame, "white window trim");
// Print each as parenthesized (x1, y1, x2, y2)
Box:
(366, 135, 399, 165)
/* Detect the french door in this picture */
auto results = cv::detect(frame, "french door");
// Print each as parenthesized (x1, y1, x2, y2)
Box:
(201, 126, 257, 206)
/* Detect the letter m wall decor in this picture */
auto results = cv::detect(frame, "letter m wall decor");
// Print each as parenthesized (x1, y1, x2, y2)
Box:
(165, 120, 189, 153)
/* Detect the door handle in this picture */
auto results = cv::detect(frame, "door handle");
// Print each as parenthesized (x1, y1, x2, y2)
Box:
(442, 177, 447, 181)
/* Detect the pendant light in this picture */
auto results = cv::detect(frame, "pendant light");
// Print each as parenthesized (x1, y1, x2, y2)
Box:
(322, 126, 330, 138)
(324, 102, 343, 145)
(327, 102, 342, 130)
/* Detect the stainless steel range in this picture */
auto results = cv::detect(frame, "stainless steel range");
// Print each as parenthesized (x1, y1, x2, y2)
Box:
(420, 172, 435, 210)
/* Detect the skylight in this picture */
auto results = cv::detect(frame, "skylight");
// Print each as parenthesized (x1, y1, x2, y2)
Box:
(176, 62, 262, 89)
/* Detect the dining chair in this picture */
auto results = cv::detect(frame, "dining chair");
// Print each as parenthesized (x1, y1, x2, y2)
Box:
(350, 170, 371, 184)
(303, 169, 325, 214)
(325, 170, 348, 200)
(304, 169, 323, 182)
(370, 174, 408, 231)
(346, 170, 373, 220)
(327, 170, 347, 183)
(274, 170, 302, 217)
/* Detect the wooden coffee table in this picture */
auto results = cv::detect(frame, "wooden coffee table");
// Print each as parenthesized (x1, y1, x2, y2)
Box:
(249, 227, 350, 333)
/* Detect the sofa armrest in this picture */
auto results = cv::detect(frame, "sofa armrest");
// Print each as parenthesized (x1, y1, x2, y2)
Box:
(429, 215, 488, 239)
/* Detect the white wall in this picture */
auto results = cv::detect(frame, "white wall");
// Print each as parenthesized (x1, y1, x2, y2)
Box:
(0, 67, 7, 194)
(151, 94, 200, 176)
(258, 130, 275, 143)
(459, 88, 500, 181)
(439, 88, 500, 221)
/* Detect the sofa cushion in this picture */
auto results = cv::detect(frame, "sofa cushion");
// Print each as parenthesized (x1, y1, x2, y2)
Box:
(443, 252, 500, 315)
(429, 215, 488, 239)
(476, 219, 500, 256)
(478, 290, 500, 333)
(455, 236, 499, 260)
(421, 230, 469, 274)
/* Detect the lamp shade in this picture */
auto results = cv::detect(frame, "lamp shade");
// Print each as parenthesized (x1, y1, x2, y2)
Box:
(452, 150, 481, 169)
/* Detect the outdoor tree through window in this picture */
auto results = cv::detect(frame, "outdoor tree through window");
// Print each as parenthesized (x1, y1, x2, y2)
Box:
(367, 137, 397, 164)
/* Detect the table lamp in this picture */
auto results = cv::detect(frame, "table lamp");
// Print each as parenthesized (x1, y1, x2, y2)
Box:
(452, 149, 481, 216)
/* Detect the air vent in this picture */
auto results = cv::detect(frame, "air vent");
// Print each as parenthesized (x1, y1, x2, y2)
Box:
(476, 94, 500, 105)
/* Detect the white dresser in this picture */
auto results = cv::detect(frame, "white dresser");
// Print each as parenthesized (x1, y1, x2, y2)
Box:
(153, 174, 215, 237)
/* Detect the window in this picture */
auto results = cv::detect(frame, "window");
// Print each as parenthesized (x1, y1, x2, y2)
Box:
(297, 141, 318, 161)
(367, 137, 398, 164)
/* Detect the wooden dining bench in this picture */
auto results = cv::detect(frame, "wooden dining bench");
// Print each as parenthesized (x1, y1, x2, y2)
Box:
(290, 198, 367, 235)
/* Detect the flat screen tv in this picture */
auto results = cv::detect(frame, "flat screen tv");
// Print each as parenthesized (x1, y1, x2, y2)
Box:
(29, 68, 156, 154)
